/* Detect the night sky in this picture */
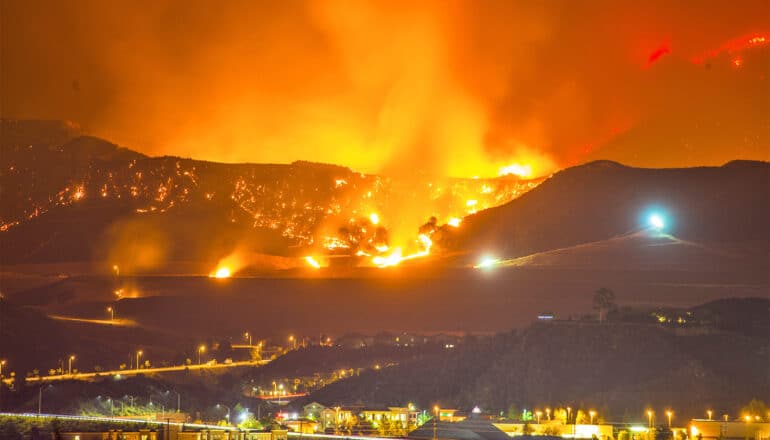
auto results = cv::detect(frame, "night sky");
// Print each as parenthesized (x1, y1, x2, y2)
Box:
(2, 0, 768, 177)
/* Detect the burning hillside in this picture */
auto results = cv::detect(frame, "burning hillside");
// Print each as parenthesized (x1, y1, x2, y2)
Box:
(0, 121, 542, 270)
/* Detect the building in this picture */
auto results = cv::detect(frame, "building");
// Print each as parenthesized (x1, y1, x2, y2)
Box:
(360, 407, 420, 428)
(302, 401, 328, 420)
(689, 419, 770, 440)
(438, 409, 467, 423)
(494, 422, 613, 439)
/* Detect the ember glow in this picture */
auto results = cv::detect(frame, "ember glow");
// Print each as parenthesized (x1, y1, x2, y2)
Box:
(211, 267, 232, 279)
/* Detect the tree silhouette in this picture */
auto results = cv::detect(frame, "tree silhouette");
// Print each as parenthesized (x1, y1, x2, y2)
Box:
(593, 288, 616, 322)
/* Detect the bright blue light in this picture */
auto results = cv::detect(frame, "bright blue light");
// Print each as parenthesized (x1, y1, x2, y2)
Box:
(649, 214, 665, 230)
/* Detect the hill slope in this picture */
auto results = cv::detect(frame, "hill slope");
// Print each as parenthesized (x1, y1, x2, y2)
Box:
(450, 160, 770, 262)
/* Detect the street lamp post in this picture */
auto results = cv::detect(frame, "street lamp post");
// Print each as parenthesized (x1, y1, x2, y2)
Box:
(536, 411, 542, 424)
(546, 408, 551, 421)
(0, 359, 5, 377)
(68, 355, 76, 375)
(589, 410, 596, 425)
(433, 406, 439, 440)
(198, 345, 206, 365)
(647, 410, 654, 428)
(289, 335, 296, 350)
(107, 306, 114, 321)
(566, 407, 572, 423)
(136, 350, 143, 370)
(707, 410, 713, 421)
(244, 332, 252, 346)
(666, 411, 673, 428)
(217, 404, 231, 423)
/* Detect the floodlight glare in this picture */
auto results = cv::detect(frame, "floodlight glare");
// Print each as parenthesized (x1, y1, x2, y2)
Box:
(649, 214, 664, 230)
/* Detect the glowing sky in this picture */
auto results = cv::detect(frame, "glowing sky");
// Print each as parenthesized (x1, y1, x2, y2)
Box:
(2, 0, 768, 177)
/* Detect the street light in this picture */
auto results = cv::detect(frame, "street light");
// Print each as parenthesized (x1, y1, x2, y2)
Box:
(433, 406, 439, 440)
(707, 410, 713, 421)
(0, 359, 6, 377)
(107, 306, 114, 321)
(536, 411, 543, 424)
(68, 355, 76, 375)
(589, 410, 596, 425)
(217, 403, 231, 422)
(244, 332, 252, 346)
(647, 410, 654, 428)
(289, 335, 296, 350)
(136, 350, 143, 369)
(198, 345, 206, 365)
(566, 407, 572, 423)
(546, 408, 551, 421)
(666, 411, 673, 428)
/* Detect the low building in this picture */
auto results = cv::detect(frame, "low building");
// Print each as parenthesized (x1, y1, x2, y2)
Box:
(438, 409, 467, 423)
(302, 402, 328, 420)
(689, 419, 770, 440)
(360, 407, 419, 428)
(493, 422, 613, 439)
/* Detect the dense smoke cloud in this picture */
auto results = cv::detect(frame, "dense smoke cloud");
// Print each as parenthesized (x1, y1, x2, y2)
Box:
(2, 0, 768, 177)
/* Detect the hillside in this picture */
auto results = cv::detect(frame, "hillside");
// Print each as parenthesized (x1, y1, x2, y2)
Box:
(450, 160, 770, 263)
(0, 119, 538, 266)
(302, 313, 769, 420)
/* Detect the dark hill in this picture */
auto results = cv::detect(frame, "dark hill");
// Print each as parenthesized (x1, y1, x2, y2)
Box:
(304, 316, 769, 420)
(450, 160, 770, 261)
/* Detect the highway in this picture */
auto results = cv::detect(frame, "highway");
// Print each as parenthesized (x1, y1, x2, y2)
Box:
(24, 359, 270, 383)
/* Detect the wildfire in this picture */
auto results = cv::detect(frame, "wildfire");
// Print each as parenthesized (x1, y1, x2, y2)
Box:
(304, 256, 322, 269)
(211, 267, 232, 278)
(499, 163, 533, 178)
(371, 233, 433, 268)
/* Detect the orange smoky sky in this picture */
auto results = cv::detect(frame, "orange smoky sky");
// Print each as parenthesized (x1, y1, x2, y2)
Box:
(1, 0, 768, 177)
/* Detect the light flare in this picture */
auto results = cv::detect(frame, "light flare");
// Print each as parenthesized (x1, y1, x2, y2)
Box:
(447, 217, 462, 228)
(369, 213, 380, 225)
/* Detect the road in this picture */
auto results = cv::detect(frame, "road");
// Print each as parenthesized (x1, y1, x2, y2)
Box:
(24, 359, 269, 383)
(0, 413, 392, 440)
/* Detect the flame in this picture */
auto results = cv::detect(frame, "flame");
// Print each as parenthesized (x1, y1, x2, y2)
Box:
(211, 267, 232, 278)
(371, 233, 432, 268)
(369, 213, 380, 225)
(447, 217, 462, 228)
(499, 163, 533, 178)
(304, 256, 322, 269)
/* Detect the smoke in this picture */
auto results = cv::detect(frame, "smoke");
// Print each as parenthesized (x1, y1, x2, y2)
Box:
(2, 0, 768, 177)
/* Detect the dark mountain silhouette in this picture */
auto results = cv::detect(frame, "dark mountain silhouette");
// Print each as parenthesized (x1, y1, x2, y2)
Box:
(303, 299, 770, 420)
(449, 160, 770, 262)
